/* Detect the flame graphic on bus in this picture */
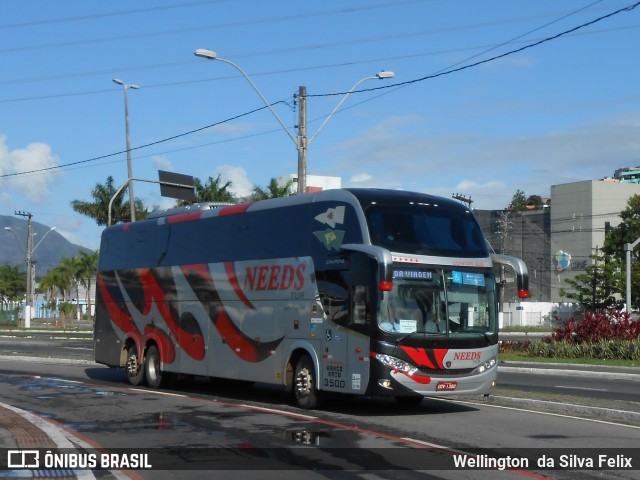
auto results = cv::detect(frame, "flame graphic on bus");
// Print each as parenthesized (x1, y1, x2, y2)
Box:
(98, 264, 284, 365)
(182, 263, 284, 362)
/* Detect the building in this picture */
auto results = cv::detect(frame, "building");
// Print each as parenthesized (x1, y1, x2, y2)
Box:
(549, 179, 640, 303)
(474, 208, 551, 304)
(472, 173, 640, 325)
(614, 166, 640, 184)
(278, 174, 341, 194)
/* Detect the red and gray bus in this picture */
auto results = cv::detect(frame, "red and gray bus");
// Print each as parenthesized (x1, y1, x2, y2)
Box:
(94, 188, 528, 408)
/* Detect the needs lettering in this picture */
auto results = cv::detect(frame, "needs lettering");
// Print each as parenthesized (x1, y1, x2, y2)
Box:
(244, 264, 306, 291)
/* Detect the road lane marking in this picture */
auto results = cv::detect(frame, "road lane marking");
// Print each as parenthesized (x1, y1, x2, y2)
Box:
(554, 385, 608, 392)
(450, 399, 640, 430)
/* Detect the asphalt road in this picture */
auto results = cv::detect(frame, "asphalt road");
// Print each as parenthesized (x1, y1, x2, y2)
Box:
(1, 357, 639, 480)
(0, 331, 638, 417)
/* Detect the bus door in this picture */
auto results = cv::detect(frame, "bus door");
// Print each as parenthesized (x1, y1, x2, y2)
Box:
(344, 284, 370, 396)
(318, 261, 371, 395)
(318, 275, 350, 394)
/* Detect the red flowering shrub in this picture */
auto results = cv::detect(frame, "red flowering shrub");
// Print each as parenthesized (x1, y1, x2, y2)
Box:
(552, 310, 640, 343)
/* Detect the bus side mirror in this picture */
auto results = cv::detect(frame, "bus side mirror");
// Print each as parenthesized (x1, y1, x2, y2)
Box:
(491, 254, 529, 298)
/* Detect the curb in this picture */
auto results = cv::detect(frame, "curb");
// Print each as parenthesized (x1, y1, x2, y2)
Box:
(499, 365, 640, 381)
(480, 395, 640, 424)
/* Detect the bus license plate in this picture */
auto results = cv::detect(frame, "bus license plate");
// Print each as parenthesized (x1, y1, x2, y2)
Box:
(436, 381, 458, 391)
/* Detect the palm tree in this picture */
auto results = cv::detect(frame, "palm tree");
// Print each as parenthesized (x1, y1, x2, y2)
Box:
(40, 266, 71, 328)
(71, 175, 149, 225)
(251, 178, 294, 200)
(75, 250, 99, 320)
(59, 256, 88, 321)
(176, 175, 235, 206)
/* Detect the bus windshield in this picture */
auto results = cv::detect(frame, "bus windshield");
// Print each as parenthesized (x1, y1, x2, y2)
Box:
(378, 267, 497, 336)
(366, 203, 488, 257)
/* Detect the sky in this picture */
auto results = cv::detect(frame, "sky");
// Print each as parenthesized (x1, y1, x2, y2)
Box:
(1, 0, 639, 251)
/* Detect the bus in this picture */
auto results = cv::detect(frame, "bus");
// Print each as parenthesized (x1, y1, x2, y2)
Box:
(94, 188, 528, 409)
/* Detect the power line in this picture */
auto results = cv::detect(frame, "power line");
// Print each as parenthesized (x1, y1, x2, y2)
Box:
(0, 0, 429, 53)
(2, 1, 638, 179)
(2, 22, 638, 92)
(310, 1, 640, 98)
(0, 0, 232, 29)
(0, 103, 284, 179)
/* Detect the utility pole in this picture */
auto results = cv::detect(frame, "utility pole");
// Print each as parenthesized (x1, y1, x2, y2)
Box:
(296, 86, 307, 194)
(15, 211, 33, 328)
(452, 193, 473, 208)
(592, 246, 598, 312)
(496, 211, 512, 322)
(624, 237, 640, 312)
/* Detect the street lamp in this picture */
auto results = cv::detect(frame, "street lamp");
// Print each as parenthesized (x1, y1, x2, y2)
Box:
(113, 78, 140, 222)
(307, 70, 395, 145)
(194, 49, 395, 194)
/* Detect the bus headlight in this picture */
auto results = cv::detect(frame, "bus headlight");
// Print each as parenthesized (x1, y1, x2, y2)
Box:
(472, 357, 497, 375)
(375, 353, 416, 374)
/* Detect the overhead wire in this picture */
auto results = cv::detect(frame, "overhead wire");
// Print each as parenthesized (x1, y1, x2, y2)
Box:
(310, 0, 640, 98)
(1, 1, 638, 179)
(1, 22, 639, 91)
(0, 0, 430, 54)
(0, 0, 233, 29)
(0, 102, 285, 178)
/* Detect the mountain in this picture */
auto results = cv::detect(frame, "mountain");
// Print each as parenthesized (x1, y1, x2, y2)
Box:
(0, 215, 92, 277)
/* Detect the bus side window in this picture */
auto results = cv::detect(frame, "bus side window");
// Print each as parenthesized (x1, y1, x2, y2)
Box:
(317, 274, 349, 325)
(352, 286, 367, 325)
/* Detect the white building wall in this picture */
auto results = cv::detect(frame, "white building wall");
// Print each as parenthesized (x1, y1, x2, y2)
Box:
(549, 180, 640, 303)
(278, 174, 341, 194)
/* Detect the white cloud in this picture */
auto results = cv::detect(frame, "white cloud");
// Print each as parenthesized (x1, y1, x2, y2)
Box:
(0, 135, 61, 203)
(456, 180, 505, 191)
(328, 111, 640, 211)
(213, 123, 255, 136)
(349, 172, 372, 184)
(216, 165, 253, 198)
(151, 155, 173, 171)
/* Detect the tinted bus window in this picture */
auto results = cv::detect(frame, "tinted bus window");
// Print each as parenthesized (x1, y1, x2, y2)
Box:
(365, 204, 488, 257)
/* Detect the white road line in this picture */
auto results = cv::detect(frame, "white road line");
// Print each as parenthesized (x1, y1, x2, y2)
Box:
(554, 385, 609, 392)
(450, 399, 640, 430)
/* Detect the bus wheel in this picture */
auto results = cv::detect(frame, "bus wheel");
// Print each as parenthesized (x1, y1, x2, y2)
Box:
(294, 354, 319, 410)
(145, 345, 164, 389)
(126, 345, 145, 386)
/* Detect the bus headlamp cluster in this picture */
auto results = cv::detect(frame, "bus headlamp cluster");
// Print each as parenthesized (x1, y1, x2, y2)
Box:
(472, 357, 497, 375)
(375, 354, 417, 374)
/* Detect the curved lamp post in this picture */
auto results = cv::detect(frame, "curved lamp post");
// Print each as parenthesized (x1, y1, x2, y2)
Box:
(113, 78, 140, 221)
(194, 49, 394, 193)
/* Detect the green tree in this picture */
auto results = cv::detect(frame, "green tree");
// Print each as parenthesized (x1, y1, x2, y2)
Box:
(75, 250, 99, 320)
(526, 195, 543, 210)
(603, 194, 640, 257)
(71, 175, 149, 225)
(0, 265, 26, 304)
(602, 194, 640, 307)
(40, 260, 74, 328)
(177, 175, 235, 206)
(509, 189, 528, 212)
(250, 178, 293, 200)
(60, 256, 85, 321)
(559, 250, 624, 312)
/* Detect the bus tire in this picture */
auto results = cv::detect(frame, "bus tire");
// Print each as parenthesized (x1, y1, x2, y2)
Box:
(126, 345, 145, 386)
(144, 345, 164, 389)
(294, 354, 319, 410)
